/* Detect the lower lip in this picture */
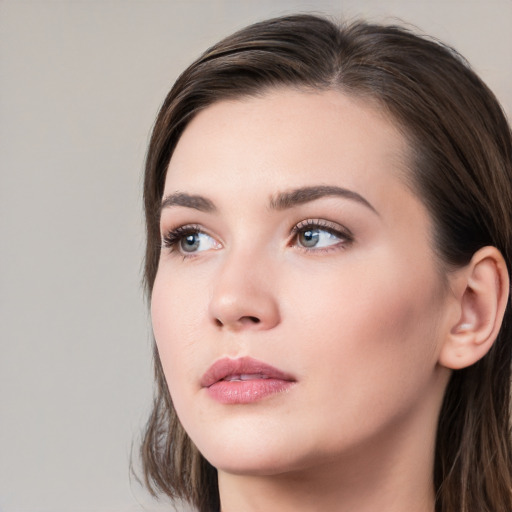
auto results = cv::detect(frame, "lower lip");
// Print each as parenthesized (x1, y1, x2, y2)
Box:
(205, 379, 294, 404)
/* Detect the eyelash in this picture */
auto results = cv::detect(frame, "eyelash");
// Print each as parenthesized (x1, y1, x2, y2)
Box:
(161, 224, 205, 249)
(160, 220, 354, 256)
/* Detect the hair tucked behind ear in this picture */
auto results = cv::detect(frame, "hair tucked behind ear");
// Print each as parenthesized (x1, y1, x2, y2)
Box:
(140, 14, 512, 512)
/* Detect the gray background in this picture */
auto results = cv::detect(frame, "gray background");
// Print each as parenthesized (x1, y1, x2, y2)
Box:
(1, 1, 511, 511)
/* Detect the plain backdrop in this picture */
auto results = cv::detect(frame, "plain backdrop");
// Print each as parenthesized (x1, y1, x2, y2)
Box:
(1, 1, 511, 511)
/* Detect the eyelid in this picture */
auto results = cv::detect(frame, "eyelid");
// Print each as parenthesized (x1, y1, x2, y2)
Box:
(292, 218, 353, 236)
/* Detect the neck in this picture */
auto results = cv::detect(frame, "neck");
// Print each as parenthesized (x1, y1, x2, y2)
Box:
(219, 469, 434, 512)
(218, 439, 436, 512)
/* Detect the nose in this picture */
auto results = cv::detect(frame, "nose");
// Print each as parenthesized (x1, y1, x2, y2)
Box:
(209, 251, 281, 331)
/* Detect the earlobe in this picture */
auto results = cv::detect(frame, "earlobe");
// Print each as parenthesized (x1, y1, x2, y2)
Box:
(439, 246, 510, 370)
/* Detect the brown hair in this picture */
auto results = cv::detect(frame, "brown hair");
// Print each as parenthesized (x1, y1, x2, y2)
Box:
(140, 14, 512, 512)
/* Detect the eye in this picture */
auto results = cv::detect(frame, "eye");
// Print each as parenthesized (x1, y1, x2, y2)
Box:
(162, 225, 221, 255)
(297, 228, 338, 248)
(178, 231, 217, 253)
(292, 220, 352, 250)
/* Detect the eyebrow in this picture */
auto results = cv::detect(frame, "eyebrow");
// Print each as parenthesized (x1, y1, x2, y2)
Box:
(270, 185, 378, 214)
(159, 185, 378, 216)
(159, 192, 216, 215)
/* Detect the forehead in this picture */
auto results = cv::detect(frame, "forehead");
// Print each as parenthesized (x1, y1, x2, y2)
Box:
(165, 89, 411, 198)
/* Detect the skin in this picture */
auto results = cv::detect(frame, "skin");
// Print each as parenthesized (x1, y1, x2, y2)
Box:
(151, 89, 463, 512)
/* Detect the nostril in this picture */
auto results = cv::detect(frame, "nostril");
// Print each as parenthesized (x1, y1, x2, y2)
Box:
(214, 315, 261, 328)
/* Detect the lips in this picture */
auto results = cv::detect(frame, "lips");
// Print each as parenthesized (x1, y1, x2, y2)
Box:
(201, 357, 296, 404)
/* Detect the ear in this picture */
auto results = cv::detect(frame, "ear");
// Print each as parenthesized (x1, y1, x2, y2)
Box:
(439, 246, 510, 370)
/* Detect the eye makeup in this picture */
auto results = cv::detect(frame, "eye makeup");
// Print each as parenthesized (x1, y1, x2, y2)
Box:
(160, 217, 354, 258)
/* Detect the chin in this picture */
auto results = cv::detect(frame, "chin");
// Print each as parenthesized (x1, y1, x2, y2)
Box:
(207, 452, 298, 477)
(194, 431, 307, 477)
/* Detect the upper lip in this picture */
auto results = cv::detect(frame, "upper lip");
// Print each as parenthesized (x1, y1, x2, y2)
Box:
(200, 356, 296, 388)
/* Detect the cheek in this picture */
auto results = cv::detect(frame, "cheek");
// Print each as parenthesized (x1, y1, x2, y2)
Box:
(150, 270, 207, 397)
(284, 263, 446, 448)
(286, 253, 445, 390)
(151, 275, 181, 351)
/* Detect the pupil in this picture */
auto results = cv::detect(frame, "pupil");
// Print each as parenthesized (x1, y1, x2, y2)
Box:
(301, 229, 319, 247)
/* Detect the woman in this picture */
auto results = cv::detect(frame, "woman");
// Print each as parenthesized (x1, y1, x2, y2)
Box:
(140, 14, 512, 512)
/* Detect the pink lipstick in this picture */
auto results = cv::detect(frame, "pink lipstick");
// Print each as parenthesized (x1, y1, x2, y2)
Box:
(201, 357, 296, 404)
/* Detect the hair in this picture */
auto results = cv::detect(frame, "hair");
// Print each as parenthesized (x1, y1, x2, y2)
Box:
(140, 13, 512, 512)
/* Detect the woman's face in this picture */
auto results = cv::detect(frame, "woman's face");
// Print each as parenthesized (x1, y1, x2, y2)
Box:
(151, 89, 454, 477)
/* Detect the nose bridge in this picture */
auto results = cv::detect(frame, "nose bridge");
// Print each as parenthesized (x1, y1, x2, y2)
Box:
(209, 243, 280, 331)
